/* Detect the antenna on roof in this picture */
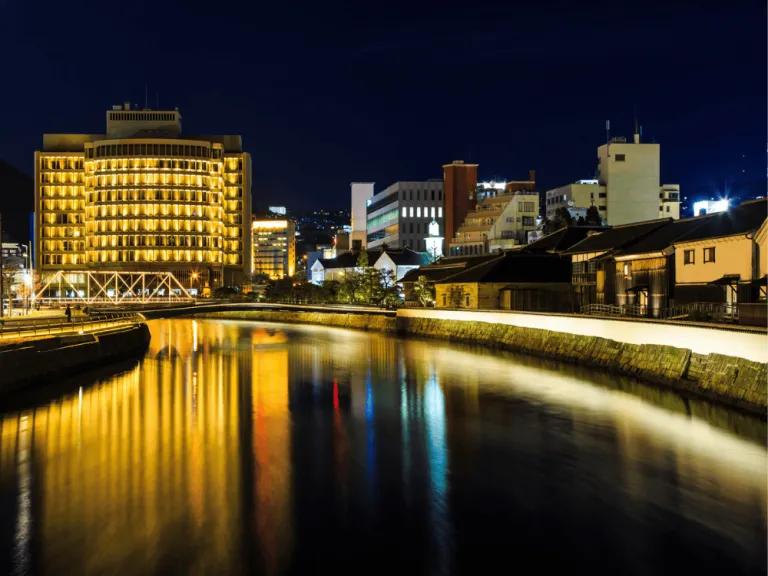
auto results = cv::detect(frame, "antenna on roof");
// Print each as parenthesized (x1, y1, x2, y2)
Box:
(633, 104, 640, 144)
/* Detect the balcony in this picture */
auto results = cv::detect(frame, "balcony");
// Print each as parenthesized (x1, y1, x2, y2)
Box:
(572, 273, 596, 285)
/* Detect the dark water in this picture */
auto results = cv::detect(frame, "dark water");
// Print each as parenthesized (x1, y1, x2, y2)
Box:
(0, 319, 765, 575)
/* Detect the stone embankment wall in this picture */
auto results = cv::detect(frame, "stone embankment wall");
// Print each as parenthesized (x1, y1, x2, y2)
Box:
(396, 316, 767, 415)
(0, 324, 151, 392)
(196, 308, 766, 414)
(199, 310, 396, 332)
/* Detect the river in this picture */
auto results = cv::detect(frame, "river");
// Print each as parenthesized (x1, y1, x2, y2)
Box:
(0, 319, 765, 575)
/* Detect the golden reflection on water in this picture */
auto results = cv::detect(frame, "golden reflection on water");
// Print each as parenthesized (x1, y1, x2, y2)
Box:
(0, 319, 764, 574)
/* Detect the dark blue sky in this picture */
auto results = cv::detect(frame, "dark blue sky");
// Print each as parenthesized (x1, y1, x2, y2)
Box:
(0, 0, 765, 211)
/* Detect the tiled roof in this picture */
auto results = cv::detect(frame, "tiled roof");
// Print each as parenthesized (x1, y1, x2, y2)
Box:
(673, 198, 767, 244)
(524, 226, 605, 253)
(615, 216, 715, 257)
(435, 252, 571, 284)
(399, 253, 499, 283)
(563, 219, 671, 254)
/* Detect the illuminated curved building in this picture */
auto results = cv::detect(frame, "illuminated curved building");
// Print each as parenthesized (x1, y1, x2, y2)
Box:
(34, 103, 252, 293)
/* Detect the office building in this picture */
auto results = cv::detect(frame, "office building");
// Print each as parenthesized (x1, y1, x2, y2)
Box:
(544, 133, 680, 225)
(34, 103, 252, 293)
(448, 177, 539, 256)
(366, 181, 444, 251)
(443, 161, 478, 242)
(252, 218, 296, 279)
(350, 182, 374, 250)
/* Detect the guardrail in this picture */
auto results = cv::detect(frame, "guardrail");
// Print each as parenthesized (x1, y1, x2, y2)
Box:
(580, 304, 647, 317)
(0, 312, 144, 341)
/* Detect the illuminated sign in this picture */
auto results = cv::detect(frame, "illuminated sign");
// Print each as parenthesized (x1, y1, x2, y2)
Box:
(253, 220, 288, 229)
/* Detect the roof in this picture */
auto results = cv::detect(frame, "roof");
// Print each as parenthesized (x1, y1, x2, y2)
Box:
(315, 249, 383, 270)
(615, 216, 717, 257)
(380, 248, 431, 267)
(399, 253, 500, 283)
(564, 219, 671, 255)
(435, 252, 571, 284)
(673, 198, 767, 245)
(523, 226, 604, 253)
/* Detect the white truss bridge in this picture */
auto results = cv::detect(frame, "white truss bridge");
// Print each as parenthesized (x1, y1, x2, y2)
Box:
(36, 271, 194, 304)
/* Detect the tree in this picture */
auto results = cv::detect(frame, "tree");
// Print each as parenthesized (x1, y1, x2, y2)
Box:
(553, 207, 573, 230)
(356, 250, 369, 268)
(379, 269, 401, 307)
(585, 205, 603, 226)
(320, 279, 342, 303)
(412, 275, 435, 307)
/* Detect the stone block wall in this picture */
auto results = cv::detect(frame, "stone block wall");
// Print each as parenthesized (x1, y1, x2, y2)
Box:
(396, 316, 767, 414)
(199, 310, 396, 333)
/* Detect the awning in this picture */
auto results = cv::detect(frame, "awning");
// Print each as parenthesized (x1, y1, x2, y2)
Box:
(709, 274, 740, 286)
(625, 284, 649, 294)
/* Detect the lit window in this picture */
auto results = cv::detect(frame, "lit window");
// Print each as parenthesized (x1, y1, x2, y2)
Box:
(703, 247, 715, 263)
(417, 207, 421, 217)
(431, 207, 436, 218)
(623, 263, 631, 278)
(402, 206, 407, 218)
(409, 207, 414, 217)
(438, 207, 443, 218)
(684, 249, 695, 265)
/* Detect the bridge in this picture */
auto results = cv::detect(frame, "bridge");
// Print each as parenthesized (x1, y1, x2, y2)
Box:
(138, 302, 397, 320)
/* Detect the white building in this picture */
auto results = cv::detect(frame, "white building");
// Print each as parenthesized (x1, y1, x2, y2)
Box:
(351, 182, 374, 250)
(366, 181, 444, 252)
(544, 134, 681, 225)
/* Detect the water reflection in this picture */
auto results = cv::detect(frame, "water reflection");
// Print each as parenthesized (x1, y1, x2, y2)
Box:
(0, 319, 764, 575)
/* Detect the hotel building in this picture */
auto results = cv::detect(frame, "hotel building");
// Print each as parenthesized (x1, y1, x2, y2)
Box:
(34, 103, 251, 293)
(252, 218, 296, 279)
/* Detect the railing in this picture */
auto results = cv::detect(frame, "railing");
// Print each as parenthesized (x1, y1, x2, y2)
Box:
(580, 304, 647, 317)
(660, 302, 739, 323)
(0, 312, 144, 341)
(572, 273, 597, 285)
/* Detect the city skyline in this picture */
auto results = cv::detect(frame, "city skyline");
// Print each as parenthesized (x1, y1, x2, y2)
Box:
(0, 1, 764, 219)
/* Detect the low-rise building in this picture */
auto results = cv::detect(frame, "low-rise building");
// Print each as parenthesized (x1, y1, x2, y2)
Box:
(310, 248, 427, 285)
(672, 198, 767, 309)
(434, 251, 572, 310)
(448, 179, 539, 256)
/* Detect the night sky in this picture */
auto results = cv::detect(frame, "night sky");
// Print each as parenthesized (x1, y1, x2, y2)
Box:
(0, 0, 765, 212)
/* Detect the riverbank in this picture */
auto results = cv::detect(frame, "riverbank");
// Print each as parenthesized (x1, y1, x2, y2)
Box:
(199, 309, 767, 415)
(0, 324, 151, 393)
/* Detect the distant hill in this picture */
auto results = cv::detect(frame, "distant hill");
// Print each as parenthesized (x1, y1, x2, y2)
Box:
(0, 160, 33, 244)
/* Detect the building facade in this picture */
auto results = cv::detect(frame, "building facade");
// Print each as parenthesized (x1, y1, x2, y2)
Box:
(34, 103, 252, 292)
(545, 135, 681, 226)
(366, 181, 444, 251)
(252, 218, 296, 279)
(443, 161, 478, 242)
(448, 179, 538, 256)
(350, 182, 374, 250)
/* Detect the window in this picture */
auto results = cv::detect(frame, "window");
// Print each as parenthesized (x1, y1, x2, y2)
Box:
(431, 190, 435, 201)
(442, 294, 447, 306)
(431, 207, 436, 218)
(684, 249, 695, 265)
(409, 207, 414, 217)
(506, 216, 513, 223)
(438, 191, 442, 201)
(623, 263, 631, 278)
(599, 192, 607, 198)
(666, 205, 670, 213)
(416, 207, 421, 217)
(703, 247, 715, 263)
(465, 294, 470, 307)
(522, 216, 535, 226)
(410, 223, 414, 233)
(417, 190, 421, 200)
(438, 207, 443, 218)
(402, 206, 407, 218)
(599, 205, 606, 211)
(615, 154, 626, 162)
